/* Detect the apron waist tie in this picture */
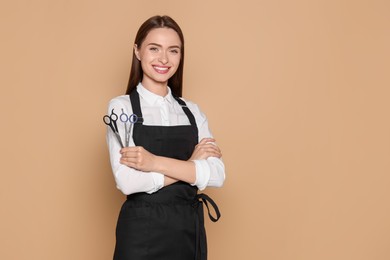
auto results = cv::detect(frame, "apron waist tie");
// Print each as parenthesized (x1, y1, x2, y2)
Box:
(193, 193, 221, 260)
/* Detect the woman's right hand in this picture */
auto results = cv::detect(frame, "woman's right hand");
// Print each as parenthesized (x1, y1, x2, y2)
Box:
(189, 138, 222, 161)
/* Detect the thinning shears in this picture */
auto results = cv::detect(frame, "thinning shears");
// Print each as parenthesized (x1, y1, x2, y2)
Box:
(119, 109, 139, 147)
(103, 109, 125, 148)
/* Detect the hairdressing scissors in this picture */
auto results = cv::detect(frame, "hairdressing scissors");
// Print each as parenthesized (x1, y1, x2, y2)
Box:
(119, 109, 139, 147)
(103, 109, 124, 148)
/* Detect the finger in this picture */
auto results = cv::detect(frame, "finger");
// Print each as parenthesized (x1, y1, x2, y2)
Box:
(121, 150, 140, 158)
(120, 151, 140, 160)
(207, 151, 222, 158)
(205, 147, 222, 155)
(207, 145, 222, 155)
(197, 147, 222, 158)
(120, 160, 138, 169)
(120, 146, 143, 154)
(199, 138, 215, 144)
(198, 144, 221, 153)
(196, 143, 218, 150)
(120, 156, 141, 166)
(120, 155, 137, 163)
(120, 147, 132, 154)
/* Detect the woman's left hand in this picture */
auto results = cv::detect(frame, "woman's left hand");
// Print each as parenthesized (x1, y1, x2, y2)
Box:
(120, 146, 157, 172)
(188, 138, 222, 161)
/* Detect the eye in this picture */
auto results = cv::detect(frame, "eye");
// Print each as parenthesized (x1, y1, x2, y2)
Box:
(149, 47, 159, 52)
(170, 49, 180, 54)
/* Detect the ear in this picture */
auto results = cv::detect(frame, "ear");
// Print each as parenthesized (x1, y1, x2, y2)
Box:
(134, 44, 141, 61)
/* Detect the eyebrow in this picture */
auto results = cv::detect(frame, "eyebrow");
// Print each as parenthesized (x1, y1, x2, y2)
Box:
(147, 43, 181, 49)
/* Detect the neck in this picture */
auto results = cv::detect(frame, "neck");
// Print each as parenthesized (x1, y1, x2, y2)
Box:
(141, 80, 168, 97)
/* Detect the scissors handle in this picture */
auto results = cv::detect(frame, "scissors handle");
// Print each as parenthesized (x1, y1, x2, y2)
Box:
(120, 109, 129, 123)
(129, 114, 138, 124)
(103, 115, 111, 125)
(103, 115, 116, 133)
(110, 109, 120, 132)
(104, 111, 125, 148)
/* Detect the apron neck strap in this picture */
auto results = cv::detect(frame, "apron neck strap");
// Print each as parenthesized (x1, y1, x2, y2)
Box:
(129, 90, 144, 124)
(173, 95, 197, 127)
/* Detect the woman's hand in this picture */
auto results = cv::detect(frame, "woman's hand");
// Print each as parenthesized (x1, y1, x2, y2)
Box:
(120, 146, 157, 172)
(189, 138, 222, 161)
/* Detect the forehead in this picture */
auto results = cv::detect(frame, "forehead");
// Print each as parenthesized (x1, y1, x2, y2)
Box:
(143, 27, 182, 47)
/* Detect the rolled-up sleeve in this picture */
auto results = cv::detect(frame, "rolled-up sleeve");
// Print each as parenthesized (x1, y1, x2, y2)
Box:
(185, 101, 226, 190)
(193, 157, 225, 190)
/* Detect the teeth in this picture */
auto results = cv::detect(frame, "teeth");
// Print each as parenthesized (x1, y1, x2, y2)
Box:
(154, 66, 168, 71)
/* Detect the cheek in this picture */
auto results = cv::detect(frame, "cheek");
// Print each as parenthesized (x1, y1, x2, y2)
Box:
(140, 62, 148, 73)
(170, 58, 181, 73)
(139, 50, 156, 62)
(171, 55, 182, 66)
(139, 56, 154, 70)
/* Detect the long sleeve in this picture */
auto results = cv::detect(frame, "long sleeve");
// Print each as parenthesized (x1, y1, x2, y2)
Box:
(184, 99, 226, 190)
(106, 84, 225, 195)
(106, 96, 165, 195)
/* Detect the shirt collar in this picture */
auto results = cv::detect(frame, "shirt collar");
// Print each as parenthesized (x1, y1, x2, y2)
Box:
(136, 83, 175, 105)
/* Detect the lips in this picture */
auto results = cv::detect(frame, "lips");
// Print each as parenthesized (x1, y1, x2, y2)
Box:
(153, 65, 170, 74)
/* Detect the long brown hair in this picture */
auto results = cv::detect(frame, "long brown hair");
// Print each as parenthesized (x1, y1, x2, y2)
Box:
(125, 15, 185, 97)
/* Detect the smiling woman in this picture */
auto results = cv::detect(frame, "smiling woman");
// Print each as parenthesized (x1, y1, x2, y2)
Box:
(126, 15, 186, 98)
(105, 15, 226, 260)
(133, 28, 182, 96)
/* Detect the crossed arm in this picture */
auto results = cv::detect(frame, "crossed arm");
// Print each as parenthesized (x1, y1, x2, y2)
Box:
(119, 138, 222, 187)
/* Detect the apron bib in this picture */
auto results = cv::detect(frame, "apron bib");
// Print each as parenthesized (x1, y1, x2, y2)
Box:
(113, 90, 220, 260)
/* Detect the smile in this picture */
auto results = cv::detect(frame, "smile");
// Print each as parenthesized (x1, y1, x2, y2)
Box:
(153, 66, 170, 74)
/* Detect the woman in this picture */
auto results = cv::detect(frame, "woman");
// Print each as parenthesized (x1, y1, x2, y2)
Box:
(106, 15, 225, 260)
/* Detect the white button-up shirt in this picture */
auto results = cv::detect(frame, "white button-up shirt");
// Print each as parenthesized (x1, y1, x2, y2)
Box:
(106, 83, 225, 195)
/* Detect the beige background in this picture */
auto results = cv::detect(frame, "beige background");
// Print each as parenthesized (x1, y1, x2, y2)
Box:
(1, 0, 389, 259)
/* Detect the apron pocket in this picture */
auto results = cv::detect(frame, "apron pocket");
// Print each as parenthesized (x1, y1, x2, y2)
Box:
(115, 204, 151, 258)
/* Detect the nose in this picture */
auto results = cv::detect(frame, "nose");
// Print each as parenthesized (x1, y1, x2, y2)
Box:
(158, 51, 168, 64)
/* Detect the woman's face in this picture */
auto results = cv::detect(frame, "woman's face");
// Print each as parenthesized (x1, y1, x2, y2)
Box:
(135, 27, 182, 88)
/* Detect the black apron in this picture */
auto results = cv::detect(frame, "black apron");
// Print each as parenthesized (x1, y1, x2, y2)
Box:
(113, 90, 221, 260)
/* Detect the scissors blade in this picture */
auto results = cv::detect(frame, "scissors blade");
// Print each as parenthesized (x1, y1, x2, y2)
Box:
(114, 132, 124, 148)
(124, 122, 129, 147)
(128, 123, 134, 143)
(126, 114, 138, 146)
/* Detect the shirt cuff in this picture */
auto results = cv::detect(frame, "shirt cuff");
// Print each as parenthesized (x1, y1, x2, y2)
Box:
(192, 160, 211, 191)
(147, 172, 165, 194)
